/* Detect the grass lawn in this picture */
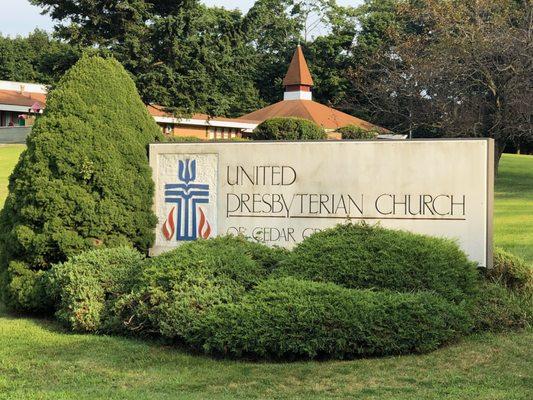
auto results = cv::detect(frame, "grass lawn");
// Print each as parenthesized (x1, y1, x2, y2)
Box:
(494, 154, 533, 262)
(0, 144, 24, 205)
(0, 300, 531, 400)
(0, 145, 532, 399)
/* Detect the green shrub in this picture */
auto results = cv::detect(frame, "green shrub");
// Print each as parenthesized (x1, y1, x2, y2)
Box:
(469, 281, 532, 332)
(338, 125, 379, 140)
(252, 117, 327, 140)
(199, 277, 471, 360)
(487, 248, 532, 291)
(276, 223, 478, 302)
(236, 238, 290, 273)
(0, 55, 161, 311)
(0, 261, 50, 313)
(114, 236, 274, 340)
(47, 247, 145, 332)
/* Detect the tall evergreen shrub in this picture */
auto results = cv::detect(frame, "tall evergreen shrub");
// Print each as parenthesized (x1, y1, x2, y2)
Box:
(0, 55, 161, 311)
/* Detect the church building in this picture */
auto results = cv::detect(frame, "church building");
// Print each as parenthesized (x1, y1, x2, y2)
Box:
(0, 46, 394, 143)
(149, 46, 391, 139)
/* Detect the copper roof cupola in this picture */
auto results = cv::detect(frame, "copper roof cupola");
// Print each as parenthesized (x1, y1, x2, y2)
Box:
(283, 45, 314, 101)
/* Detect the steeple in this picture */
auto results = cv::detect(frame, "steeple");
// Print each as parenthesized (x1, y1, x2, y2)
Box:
(283, 45, 313, 101)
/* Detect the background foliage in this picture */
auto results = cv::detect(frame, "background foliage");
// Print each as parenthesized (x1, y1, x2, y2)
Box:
(0, 1, 528, 162)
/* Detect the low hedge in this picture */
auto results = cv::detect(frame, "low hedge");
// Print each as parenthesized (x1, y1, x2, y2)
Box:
(469, 281, 532, 332)
(276, 223, 479, 302)
(41, 229, 531, 361)
(0, 261, 50, 313)
(338, 125, 379, 140)
(487, 248, 532, 291)
(198, 277, 471, 360)
(114, 236, 280, 339)
(47, 247, 145, 332)
(252, 117, 327, 140)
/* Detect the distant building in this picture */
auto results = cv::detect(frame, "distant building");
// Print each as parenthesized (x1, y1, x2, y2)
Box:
(0, 47, 394, 143)
(150, 46, 391, 139)
(238, 45, 389, 137)
(147, 104, 257, 140)
(0, 81, 46, 127)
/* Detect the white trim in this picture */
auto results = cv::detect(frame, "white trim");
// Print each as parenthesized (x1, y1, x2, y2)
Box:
(153, 116, 257, 130)
(283, 91, 312, 101)
(0, 104, 38, 113)
(377, 134, 408, 140)
(0, 81, 48, 94)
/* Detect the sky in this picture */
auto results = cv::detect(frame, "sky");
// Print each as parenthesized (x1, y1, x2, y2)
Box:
(0, 0, 363, 37)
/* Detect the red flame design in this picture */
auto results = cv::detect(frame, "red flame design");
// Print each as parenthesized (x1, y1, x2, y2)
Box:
(198, 207, 212, 239)
(162, 207, 175, 241)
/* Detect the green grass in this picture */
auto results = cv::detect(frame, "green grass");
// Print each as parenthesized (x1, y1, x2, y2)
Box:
(0, 146, 531, 399)
(0, 302, 531, 400)
(494, 154, 533, 263)
(0, 144, 24, 205)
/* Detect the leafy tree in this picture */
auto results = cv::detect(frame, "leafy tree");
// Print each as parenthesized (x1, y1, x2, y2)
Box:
(242, 0, 302, 105)
(348, 0, 533, 168)
(0, 30, 79, 84)
(139, 5, 263, 117)
(0, 55, 160, 312)
(31, 0, 262, 117)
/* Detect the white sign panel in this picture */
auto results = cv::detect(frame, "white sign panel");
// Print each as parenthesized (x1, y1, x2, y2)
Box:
(150, 139, 494, 267)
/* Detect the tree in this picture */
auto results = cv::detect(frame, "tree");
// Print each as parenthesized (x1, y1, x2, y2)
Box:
(0, 30, 79, 84)
(349, 0, 533, 168)
(0, 55, 161, 312)
(31, 0, 262, 117)
(139, 5, 263, 117)
(243, 0, 302, 105)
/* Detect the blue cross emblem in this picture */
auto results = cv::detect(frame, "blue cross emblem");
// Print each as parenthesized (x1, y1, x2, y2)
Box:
(164, 159, 210, 241)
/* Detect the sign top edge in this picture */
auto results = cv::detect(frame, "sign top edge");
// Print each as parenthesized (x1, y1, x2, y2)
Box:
(149, 138, 493, 147)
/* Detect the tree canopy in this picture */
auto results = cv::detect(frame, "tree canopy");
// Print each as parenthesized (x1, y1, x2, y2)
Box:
(1, 0, 529, 160)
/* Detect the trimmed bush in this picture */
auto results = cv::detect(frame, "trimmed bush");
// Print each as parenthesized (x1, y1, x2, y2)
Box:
(0, 55, 161, 311)
(276, 223, 478, 302)
(338, 125, 379, 140)
(469, 281, 532, 332)
(487, 248, 532, 291)
(252, 117, 327, 140)
(114, 236, 276, 339)
(199, 277, 471, 360)
(47, 247, 144, 332)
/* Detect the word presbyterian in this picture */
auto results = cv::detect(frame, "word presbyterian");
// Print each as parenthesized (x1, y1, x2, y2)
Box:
(227, 193, 363, 218)
(227, 192, 467, 219)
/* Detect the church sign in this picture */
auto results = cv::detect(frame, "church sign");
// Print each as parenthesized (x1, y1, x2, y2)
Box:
(149, 139, 494, 267)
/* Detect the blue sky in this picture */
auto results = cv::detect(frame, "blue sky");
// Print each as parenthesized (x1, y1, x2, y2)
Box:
(0, 0, 362, 37)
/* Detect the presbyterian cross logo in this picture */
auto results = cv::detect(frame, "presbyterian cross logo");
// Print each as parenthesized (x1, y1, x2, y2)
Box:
(162, 159, 212, 241)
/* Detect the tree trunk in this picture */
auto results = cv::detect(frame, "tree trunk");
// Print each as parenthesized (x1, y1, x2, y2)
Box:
(494, 139, 505, 175)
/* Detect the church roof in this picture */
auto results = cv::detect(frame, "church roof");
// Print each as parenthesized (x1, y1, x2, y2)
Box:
(282, 45, 314, 87)
(0, 90, 46, 109)
(238, 99, 389, 132)
(238, 46, 389, 133)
